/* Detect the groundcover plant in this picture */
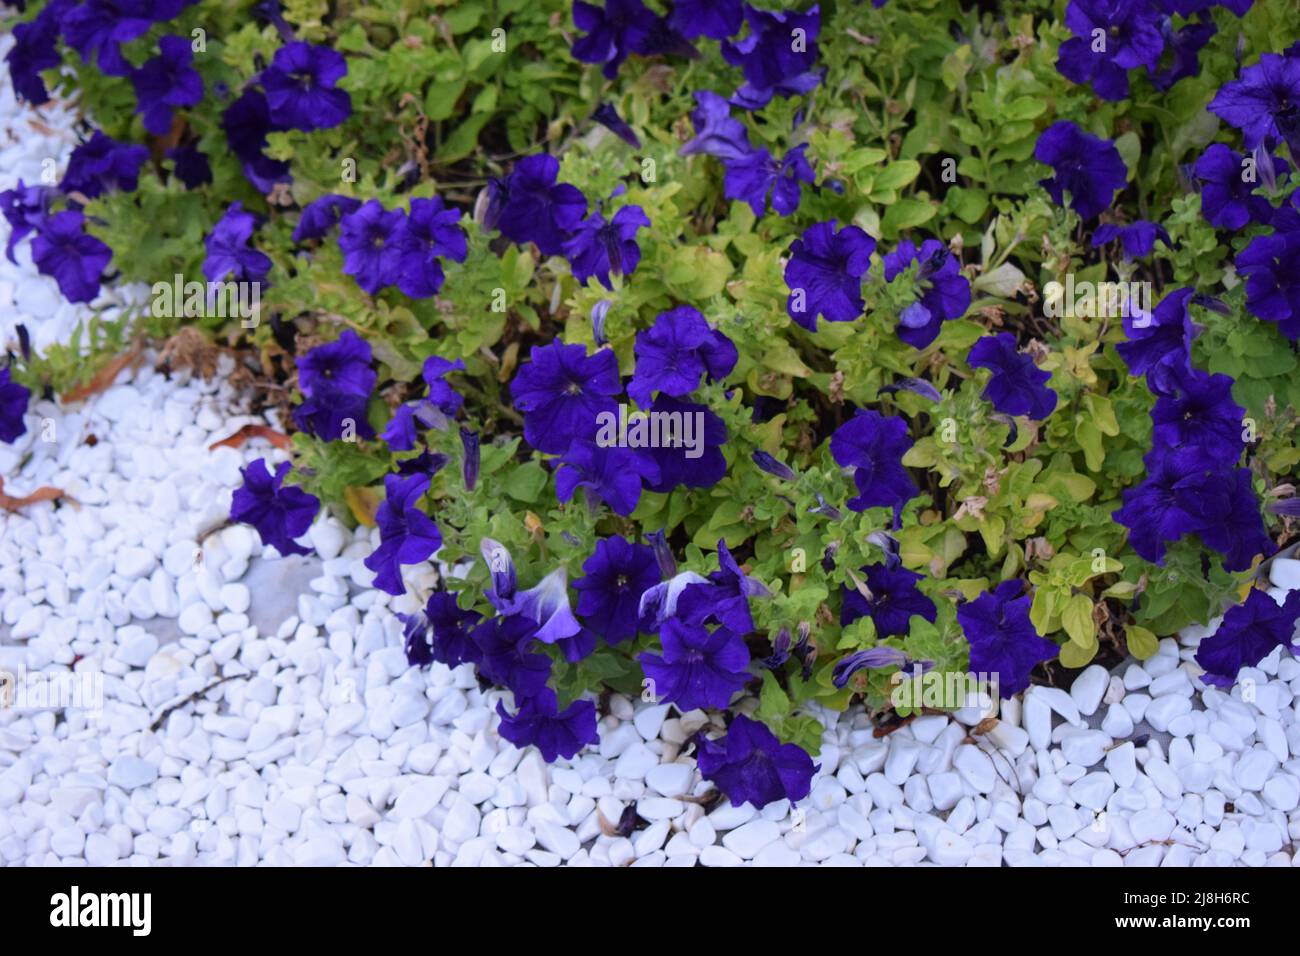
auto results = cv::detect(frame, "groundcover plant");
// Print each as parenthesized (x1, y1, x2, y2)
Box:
(3, 0, 1300, 815)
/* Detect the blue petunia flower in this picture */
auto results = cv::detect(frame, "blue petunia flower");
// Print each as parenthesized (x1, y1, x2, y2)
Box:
(510, 342, 621, 454)
(61, 131, 148, 199)
(496, 689, 599, 762)
(1192, 144, 1279, 231)
(292, 329, 376, 441)
(203, 202, 272, 283)
(1034, 120, 1128, 220)
(571, 0, 662, 79)
(1236, 230, 1300, 341)
(261, 41, 351, 131)
(501, 568, 584, 646)
(592, 102, 641, 147)
(338, 199, 404, 295)
(1148, 16, 1215, 91)
(638, 569, 709, 632)
(293, 194, 362, 243)
(1091, 220, 1170, 259)
(1150, 368, 1245, 462)
(392, 196, 467, 299)
(6, 0, 67, 105)
(131, 34, 203, 135)
(0, 366, 32, 444)
(30, 210, 112, 303)
(638, 395, 728, 492)
(63, 0, 181, 78)
(363, 473, 442, 596)
(563, 203, 650, 290)
(1195, 589, 1300, 689)
(1209, 52, 1300, 155)
(0, 181, 51, 263)
(166, 145, 212, 189)
(957, 580, 1059, 698)
(1055, 0, 1164, 101)
(840, 562, 937, 638)
(628, 305, 737, 406)
(723, 144, 815, 217)
(674, 539, 770, 636)
(830, 408, 917, 513)
(678, 90, 752, 161)
(488, 154, 588, 257)
(695, 714, 817, 808)
(229, 458, 320, 557)
(721, 4, 822, 110)
(784, 220, 875, 330)
(1116, 286, 1196, 396)
(573, 536, 661, 644)
(882, 238, 971, 348)
(472, 614, 551, 697)
(407, 592, 482, 669)
(669, 0, 743, 39)
(556, 442, 658, 516)
(222, 89, 291, 192)
(968, 333, 1058, 420)
(638, 617, 750, 711)
(1182, 465, 1274, 573)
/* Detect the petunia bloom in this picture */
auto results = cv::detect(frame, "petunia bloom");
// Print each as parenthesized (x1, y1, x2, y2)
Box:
(292, 330, 376, 441)
(363, 473, 442, 596)
(203, 202, 272, 284)
(293, 194, 362, 243)
(60, 131, 149, 199)
(488, 154, 588, 257)
(1236, 230, 1300, 341)
(670, 0, 743, 39)
(1209, 52, 1300, 155)
(1150, 368, 1245, 461)
(229, 458, 320, 557)
(840, 563, 937, 638)
(678, 89, 752, 161)
(723, 144, 815, 217)
(639, 395, 728, 492)
(1192, 144, 1277, 230)
(222, 89, 291, 192)
(338, 199, 403, 295)
(829, 408, 917, 513)
(785, 220, 875, 330)
(1115, 286, 1196, 396)
(592, 102, 641, 148)
(1034, 121, 1128, 220)
(0, 181, 51, 263)
(6, 0, 66, 105)
(674, 539, 771, 636)
(571, 0, 662, 79)
(573, 536, 661, 643)
(695, 714, 817, 808)
(510, 342, 621, 454)
(556, 442, 658, 516)
(0, 366, 32, 444)
(392, 196, 467, 299)
(721, 4, 822, 110)
(497, 689, 599, 762)
(261, 41, 351, 131)
(638, 617, 750, 711)
(472, 614, 552, 697)
(957, 581, 1059, 698)
(1055, 0, 1164, 101)
(30, 211, 112, 304)
(131, 34, 203, 135)
(1195, 589, 1300, 689)
(882, 238, 971, 348)
(628, 306, 737, 406)
(968, 333, 1058, 420)
(563, 204, 650, 290)
(1090, 220, 1170, 259)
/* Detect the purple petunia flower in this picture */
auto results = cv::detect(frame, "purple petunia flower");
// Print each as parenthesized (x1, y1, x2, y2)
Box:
(7, 0, 70, 105)
(638, 570, 709, 632)
(292, 194, 362, 243)
(639, 617, 750, 711)
(574, 536, 661, 643)
(338, 199, 404, 295)
(30, 210, 112, 304)
(674, 539, 771, 636)
(628, 305, 737, 406)
(489, 154, 588, 257)
(592, 102, 641, 148)
(723, 144, 815, 218)
(958, 581, 1059, 698)
(0, 181, 51, 263)
(968, 333, 1058, 420)
(883, 238, 971, 348)
(61, 131, 149, 199)
(496, 689, 599, 762)
(222, 89, 292, 193)
(1182, 465, 1274, 573)
(166, 145, 212, 190)
(229, 458, 320, 557)
(510, 342, 621, 454)
(391, 197, 467, 299)
(1195, 589, 1300, 689)
(403, 592, 482, 669)
(500, 568, 583, 645)
(1236, 230, 1300, 340)
(63, 0, 180, 78)
(1055, 0, 1164, 101)
(571, 0, 662, 79)
(1115, 286, 1196, 395)
(678, 90, 752, 161)
(563, 204, 650, 290)
(292, 329, 376, 441)
(261, 41, 351, 131)
(363, 473, 442, 596)
(472, 614, 551, 697)
(752, 450, 797, 480)
(721, 4, 822, 110)
(0, 366, 32, 444)
(830, 408, 917, 513)
(131, 35, 203, 135)
(840, 563, 937, 638)
(1034, 121, 1128, 220)
(1091, 220, 1170, 259)
(639, 395, 728, 492)
(670, 0, 743, 39)
(1209, 52, 1300, 155)
(556, 442, 658, 516)
(695, 714, 817, 808)
(784, 220, 875, 330)
(460, 427, 480, 490)
(1150, 368, 1245, 462)
(1193, 144, 1278, 231)
(1148, 16, 1216, 91)
(203, 202, 272, 283)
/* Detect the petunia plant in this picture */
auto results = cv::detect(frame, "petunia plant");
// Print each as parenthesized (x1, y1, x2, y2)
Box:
(6, 0, 1300, 809)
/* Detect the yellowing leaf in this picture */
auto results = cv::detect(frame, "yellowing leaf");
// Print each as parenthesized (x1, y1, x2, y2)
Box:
(344, 486, 381, 527)
(1126, 624, 1159, 660)
(1058, 638, 1096, 668)
(1061, 593, 1097, 647)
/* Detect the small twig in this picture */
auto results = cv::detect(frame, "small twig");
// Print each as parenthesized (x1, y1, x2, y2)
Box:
(150, 675, 235, 732)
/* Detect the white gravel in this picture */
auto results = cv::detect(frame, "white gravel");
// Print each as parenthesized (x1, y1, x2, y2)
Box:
(4, 32, 1300, 868)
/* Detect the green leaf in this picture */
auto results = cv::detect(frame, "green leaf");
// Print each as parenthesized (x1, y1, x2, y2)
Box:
(1061, 594, 1096, 647)
(503, 461, 548, 503)
(1125, 624, 1159, 660)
